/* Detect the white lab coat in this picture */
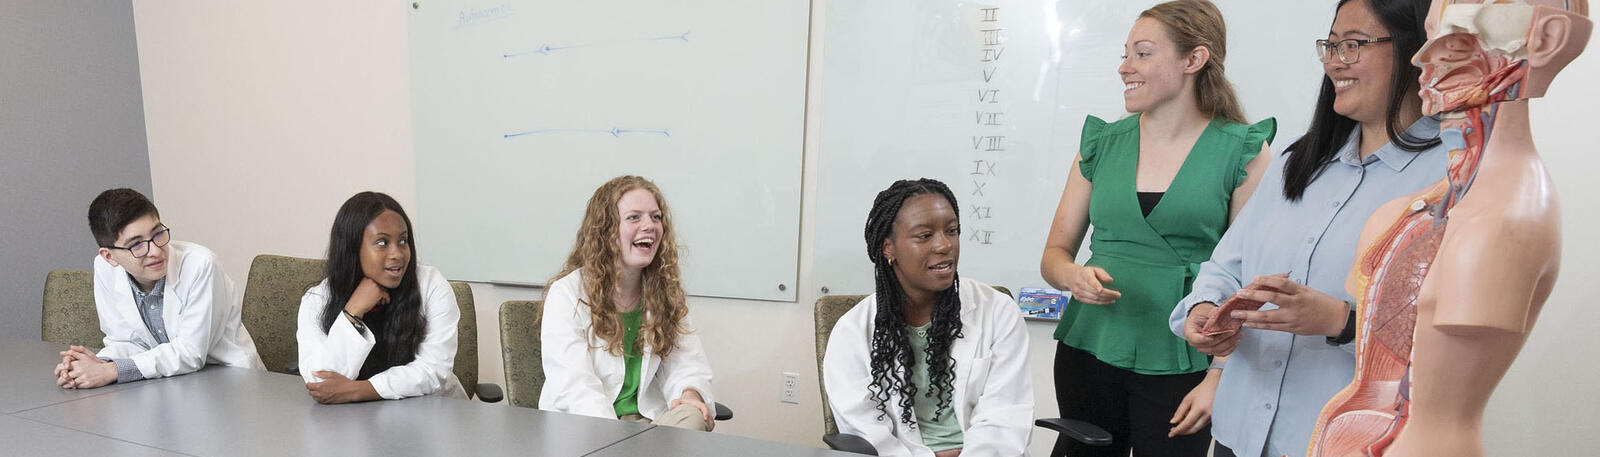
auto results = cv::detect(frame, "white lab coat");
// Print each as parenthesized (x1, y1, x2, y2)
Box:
(538, 269, 716, 420)
(823, 277, 1034, 457)
(93, 241, 263, 377)
(296, 264, 466, 399)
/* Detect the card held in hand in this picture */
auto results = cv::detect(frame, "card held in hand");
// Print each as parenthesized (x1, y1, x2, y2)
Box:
(1199, 283, 1284, 337)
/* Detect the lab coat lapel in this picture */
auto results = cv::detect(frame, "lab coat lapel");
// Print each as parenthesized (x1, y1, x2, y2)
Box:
(95, 254, 154, 347)
(158, 243, 187, 336)
(949, 282, 981, 429)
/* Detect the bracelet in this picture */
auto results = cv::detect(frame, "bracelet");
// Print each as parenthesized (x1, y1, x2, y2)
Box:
(1208, 358, 1225, 371)
(1325, 303, 1357, 346)
(344, 309, 367, 333)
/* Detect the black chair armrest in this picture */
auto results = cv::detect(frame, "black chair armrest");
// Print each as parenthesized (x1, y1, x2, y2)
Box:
(1035, 417, 1113, 446)
(713, 402, 732, 421)
(822, 433, 878, 455)
(476, 383, 504, 403)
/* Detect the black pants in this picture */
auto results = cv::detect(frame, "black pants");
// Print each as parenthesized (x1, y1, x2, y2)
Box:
(1052, 342, 1212, 457)
(1212, 442, 1237, 457)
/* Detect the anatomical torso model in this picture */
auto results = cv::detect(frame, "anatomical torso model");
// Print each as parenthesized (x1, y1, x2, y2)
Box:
(1307, 1, 1591, 456)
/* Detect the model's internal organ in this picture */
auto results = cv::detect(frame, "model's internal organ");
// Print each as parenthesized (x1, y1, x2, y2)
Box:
(1308, 191, 1448, 457)
(1417, 33, 1527, 116)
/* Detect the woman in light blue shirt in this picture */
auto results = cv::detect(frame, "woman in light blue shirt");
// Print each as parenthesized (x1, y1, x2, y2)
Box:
(1166, 1, 1444, 456)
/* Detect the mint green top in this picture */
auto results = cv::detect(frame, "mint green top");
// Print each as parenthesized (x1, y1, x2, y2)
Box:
(907, 323, 963, 451)
(1053, 114, 1275, 375)
(612, 309, 645, 416)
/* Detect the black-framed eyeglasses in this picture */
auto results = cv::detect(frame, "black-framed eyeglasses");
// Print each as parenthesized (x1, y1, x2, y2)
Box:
(1316, 37, 1393, 64)
(104, 227, 171, 259)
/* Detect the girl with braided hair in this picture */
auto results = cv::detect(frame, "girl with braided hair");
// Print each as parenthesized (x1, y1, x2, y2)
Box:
(823, 178, 1033, 457)
(539, 176, 717, 431)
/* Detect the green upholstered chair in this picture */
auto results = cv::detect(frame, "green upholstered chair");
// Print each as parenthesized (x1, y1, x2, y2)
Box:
(40, 269, 105, 350)
(498, 300, 545, 409)
(241, 254, 326, 376)
(813, 294, 865, 449)
(498, 299, 731, 420)
(449, 281, 501, 402)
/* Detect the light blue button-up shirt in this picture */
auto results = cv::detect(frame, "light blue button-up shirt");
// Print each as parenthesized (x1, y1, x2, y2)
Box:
(1168, 116, 1446, 457)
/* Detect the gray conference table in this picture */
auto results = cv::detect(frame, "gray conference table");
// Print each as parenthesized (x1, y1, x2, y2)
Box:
(1, 339, 169, 414)
(12, 359, 654, 456)
(0, 414, 186, 456)
(4, 340, 858, 456)
(591, 425, 860, 457)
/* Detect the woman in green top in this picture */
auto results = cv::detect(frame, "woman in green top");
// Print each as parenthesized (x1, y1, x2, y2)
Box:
(1039, 1, 1272, 456)
(539, 176, 717, 431)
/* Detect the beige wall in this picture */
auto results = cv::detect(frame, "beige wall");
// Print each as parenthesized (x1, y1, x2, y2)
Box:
(135, 0, 417, 272)
(132, 0, 1599, 455)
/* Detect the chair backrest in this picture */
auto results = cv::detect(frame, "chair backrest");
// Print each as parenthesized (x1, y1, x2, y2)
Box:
(814, 294, 867, 436)
(241, 254, 326, 376)
(498, 300, 545, 409)
(41, 269, 105, 350)
(812, 284, 1012, 435)
(450, 281, 480, 399)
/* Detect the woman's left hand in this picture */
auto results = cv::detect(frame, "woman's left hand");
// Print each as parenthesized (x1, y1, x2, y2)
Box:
(670, 389, 714, 431)
(1168, 369, 1219, 437)
(1231, 275, 1349, 337)
(306, 371, 378, 404)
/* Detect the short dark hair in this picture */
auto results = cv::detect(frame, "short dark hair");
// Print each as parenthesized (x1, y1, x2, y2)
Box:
(87, 188, 160, 248)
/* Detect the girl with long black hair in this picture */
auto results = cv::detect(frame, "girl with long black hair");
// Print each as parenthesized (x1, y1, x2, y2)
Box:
(297, 191, 465, 403)
(823, 178, 1032, 457)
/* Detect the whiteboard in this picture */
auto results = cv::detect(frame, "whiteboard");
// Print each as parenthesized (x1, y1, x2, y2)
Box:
(409, 0, 810, 300)
(814, 0, 1331, 295)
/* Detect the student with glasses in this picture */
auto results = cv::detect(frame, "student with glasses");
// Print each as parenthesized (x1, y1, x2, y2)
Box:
(55, 188, 263, 389)
(1167, 1, 1446, 456)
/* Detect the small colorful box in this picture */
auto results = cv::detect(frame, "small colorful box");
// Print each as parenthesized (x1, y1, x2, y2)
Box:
(1016, 287, 1067, 320)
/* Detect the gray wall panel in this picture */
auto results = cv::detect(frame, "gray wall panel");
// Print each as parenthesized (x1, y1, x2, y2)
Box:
(1, 0, 151, 340)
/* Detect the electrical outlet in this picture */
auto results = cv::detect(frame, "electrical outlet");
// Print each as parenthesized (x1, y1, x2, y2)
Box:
(781, 371, 800, 404)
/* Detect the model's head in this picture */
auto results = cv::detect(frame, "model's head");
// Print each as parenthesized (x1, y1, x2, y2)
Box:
(1415, 0, 1591, 112)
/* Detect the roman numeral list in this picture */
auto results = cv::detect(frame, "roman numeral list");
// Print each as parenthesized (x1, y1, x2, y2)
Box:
(968, 6, 1003, 246)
